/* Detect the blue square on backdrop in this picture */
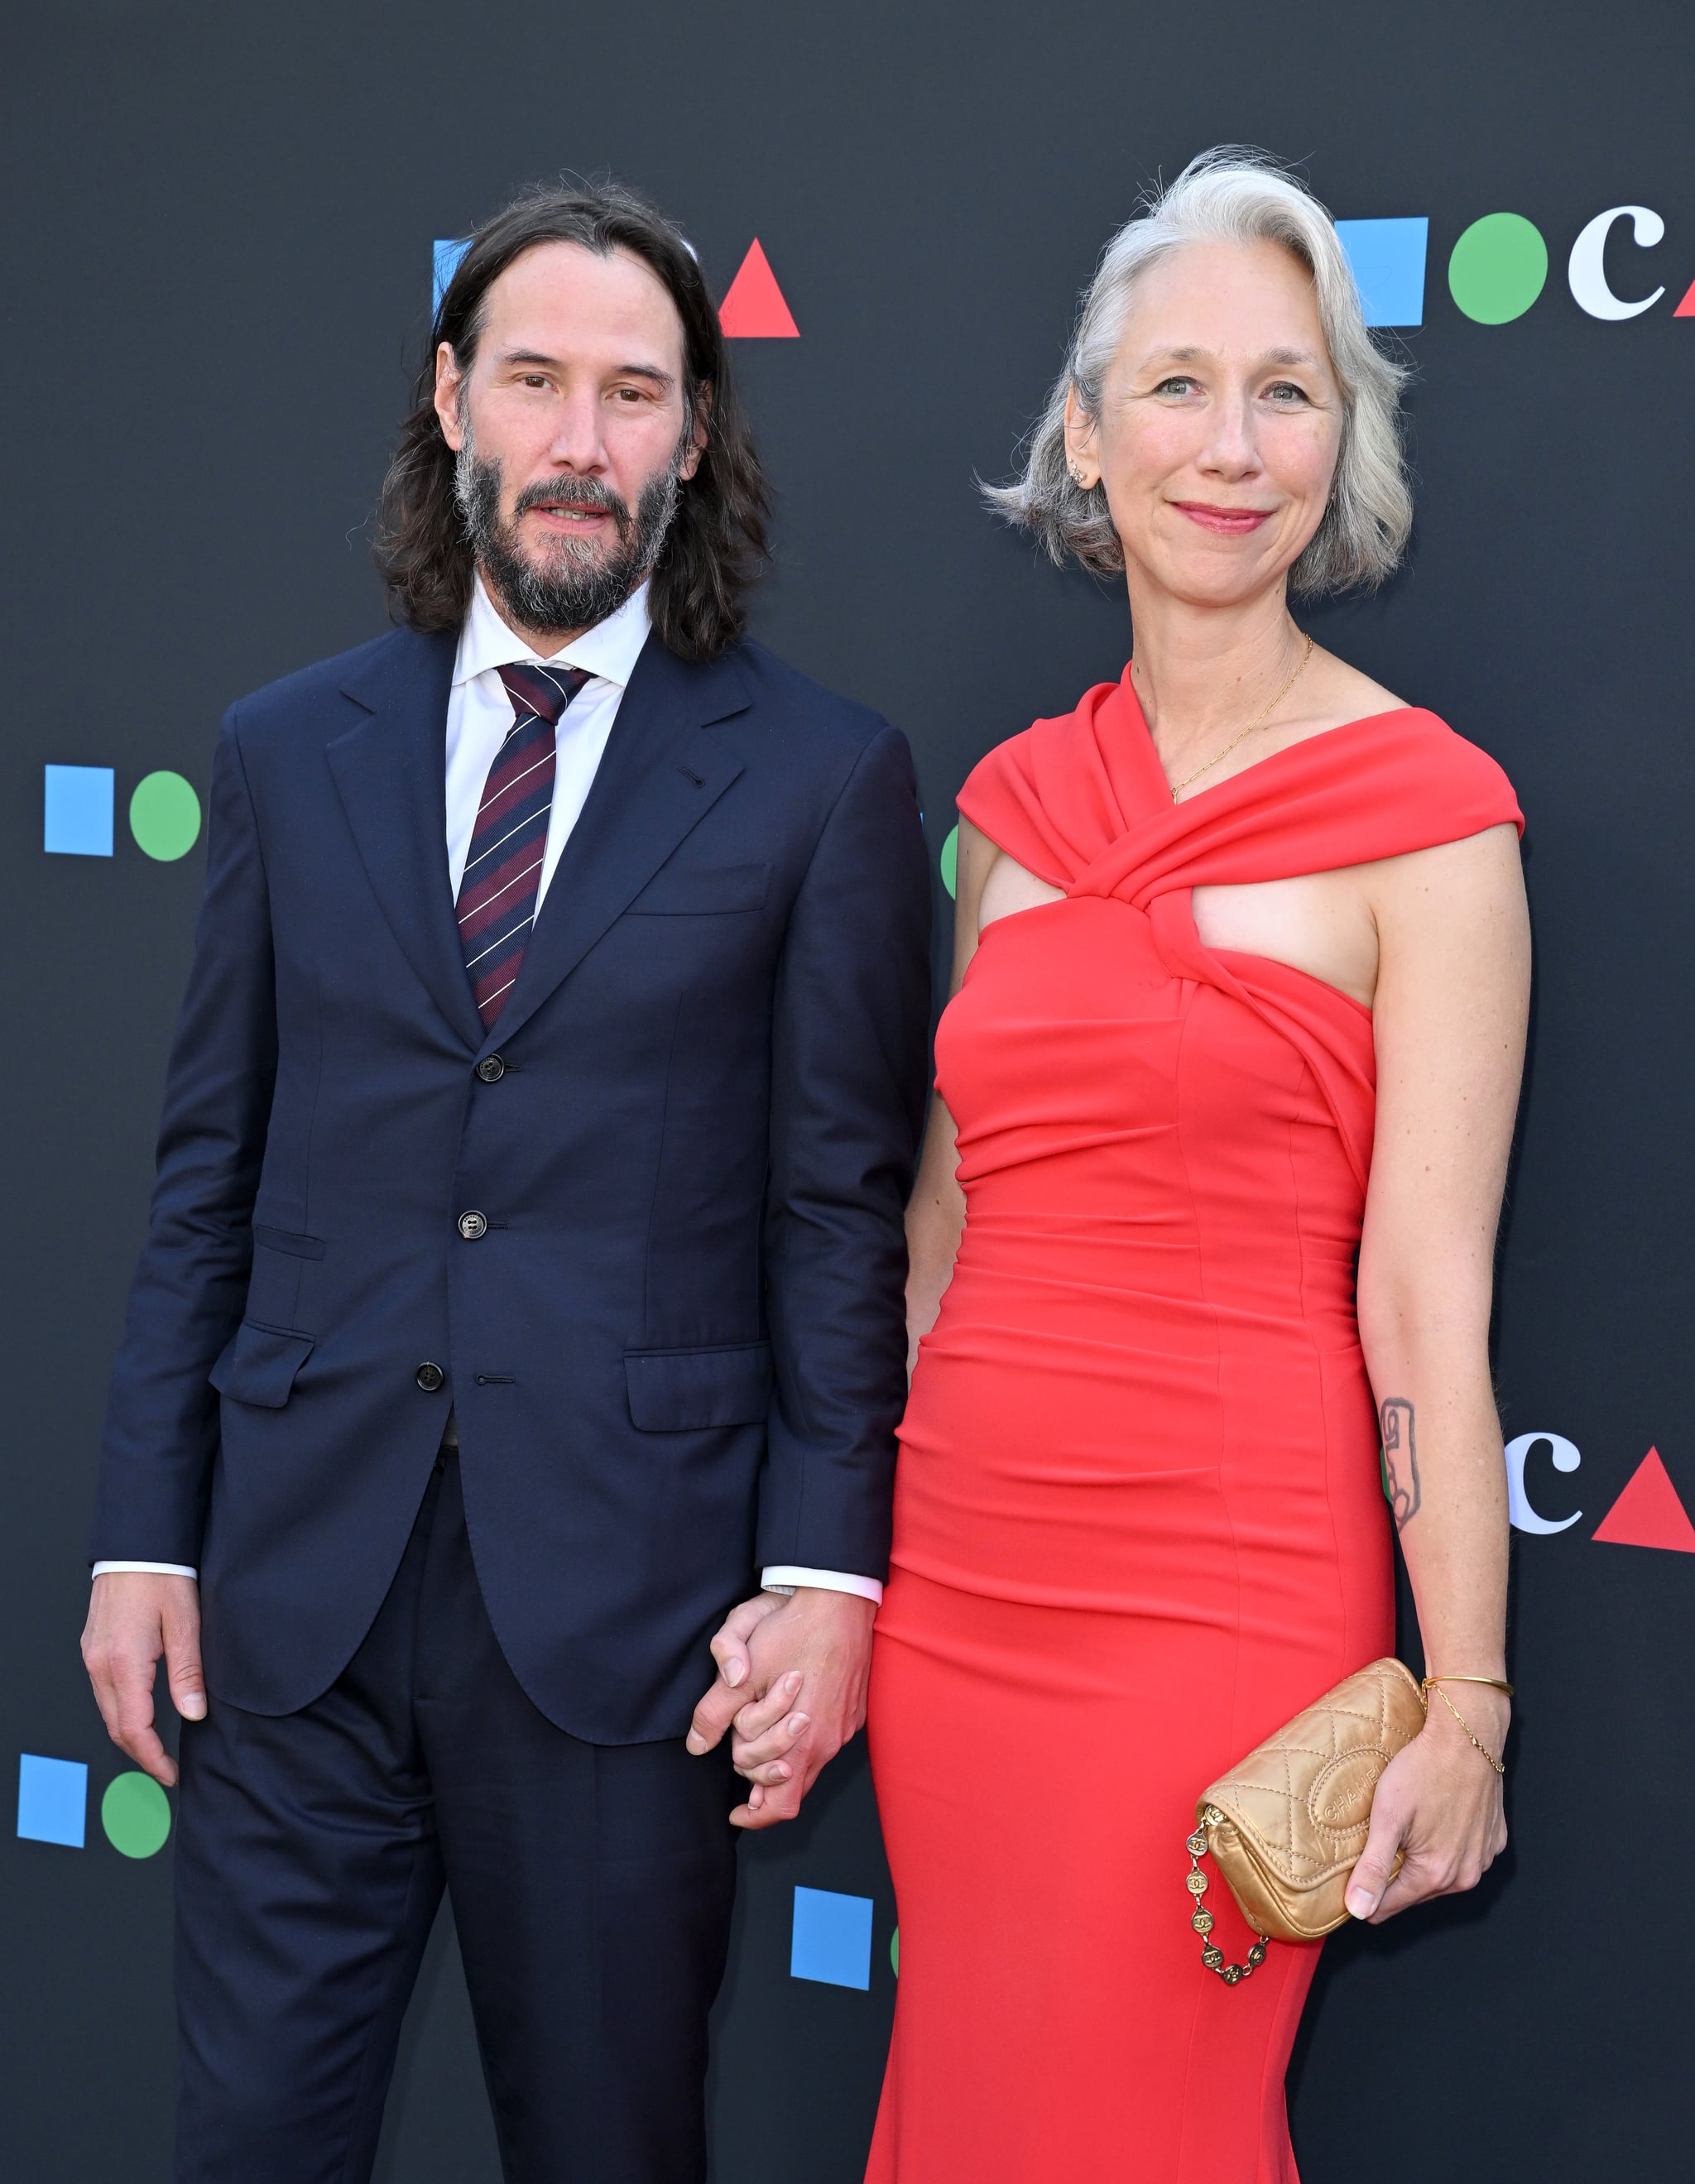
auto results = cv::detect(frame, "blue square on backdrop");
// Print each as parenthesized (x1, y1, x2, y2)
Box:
(1335, 217, 1429, 327)
(17, 1754, 88, 1847)
(790, 1884, 873, 1990)
(434, 238, 470, 315)
(43, 765, 114, 857)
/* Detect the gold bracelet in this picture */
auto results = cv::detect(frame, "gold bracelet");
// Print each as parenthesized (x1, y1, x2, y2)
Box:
(1421, 1680, 1506, 1773)
(1422, 1673, 1514, 1697)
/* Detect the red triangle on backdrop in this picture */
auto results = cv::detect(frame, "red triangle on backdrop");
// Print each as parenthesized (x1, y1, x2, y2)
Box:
(718, 241, 799, 338)
(1592, 1447, 1695, 1553)
(1674, 276, 1695, 317)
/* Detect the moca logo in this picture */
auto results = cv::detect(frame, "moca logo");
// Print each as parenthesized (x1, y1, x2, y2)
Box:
(1337, 205, 1695, 329)
(1506, 1435, 1695, 1553)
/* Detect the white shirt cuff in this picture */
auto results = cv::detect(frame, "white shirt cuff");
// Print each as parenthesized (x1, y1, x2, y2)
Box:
(760, 1566, 884, 1604)
(91, 1561, 199, 1580)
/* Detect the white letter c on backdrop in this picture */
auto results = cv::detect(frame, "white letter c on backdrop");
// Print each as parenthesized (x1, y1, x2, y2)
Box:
(1504, 1433, 1583, 1534)
(1568, 205, 1666, 319)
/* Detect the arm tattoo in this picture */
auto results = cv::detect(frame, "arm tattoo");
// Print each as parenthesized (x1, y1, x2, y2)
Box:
(1380, 1398, 1420, 1532)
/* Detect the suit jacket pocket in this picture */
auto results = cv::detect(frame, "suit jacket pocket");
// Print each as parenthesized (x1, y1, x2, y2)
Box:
(245, 1226, 326, 1330)
(623, 862, 771, 915)
(252, 1224, 326, 1260)
(624, 1342, 774, 1430)
(209, 1321, 316, 1409)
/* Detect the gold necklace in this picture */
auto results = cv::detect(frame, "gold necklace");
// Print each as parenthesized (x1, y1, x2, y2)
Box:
(1163, 631, 1315, 802)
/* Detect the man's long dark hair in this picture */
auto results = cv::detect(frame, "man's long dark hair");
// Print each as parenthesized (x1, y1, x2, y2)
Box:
(373, 180, 771, 662)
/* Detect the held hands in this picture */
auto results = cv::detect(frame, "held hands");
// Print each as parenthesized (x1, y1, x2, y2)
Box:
(687, 1587, 876, 1829)
(81, 1572, 206, 1788)
(1345, 1687, 1510, 1922)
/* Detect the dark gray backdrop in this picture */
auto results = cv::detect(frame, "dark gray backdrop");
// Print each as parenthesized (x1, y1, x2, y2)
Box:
(4, 2, 1691, 2177)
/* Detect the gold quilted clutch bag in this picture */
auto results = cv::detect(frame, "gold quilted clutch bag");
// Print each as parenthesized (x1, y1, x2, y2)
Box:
(1182, 1657, 1427, 1982)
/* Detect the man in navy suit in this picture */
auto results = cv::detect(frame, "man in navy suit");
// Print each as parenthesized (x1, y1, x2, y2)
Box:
(80, 180, 930, 2182)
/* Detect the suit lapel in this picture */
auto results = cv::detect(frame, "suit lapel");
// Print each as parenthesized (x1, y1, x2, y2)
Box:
(326, 628, 487, 1051)
(483, 638, 750, 1054)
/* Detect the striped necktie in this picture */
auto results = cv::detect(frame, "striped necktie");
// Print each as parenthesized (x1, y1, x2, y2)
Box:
(457, 661, 590, 1029)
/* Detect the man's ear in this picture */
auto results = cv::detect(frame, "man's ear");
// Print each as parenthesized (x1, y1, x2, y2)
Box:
(433, 343, 467, 453)
(679, 382, 713, 483)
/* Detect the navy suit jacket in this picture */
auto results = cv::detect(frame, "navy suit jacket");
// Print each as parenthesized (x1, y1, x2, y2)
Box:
(92, 624, 932, 1742)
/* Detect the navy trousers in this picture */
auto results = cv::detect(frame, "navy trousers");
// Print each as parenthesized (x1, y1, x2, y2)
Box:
(173, 1447, 739, 2182)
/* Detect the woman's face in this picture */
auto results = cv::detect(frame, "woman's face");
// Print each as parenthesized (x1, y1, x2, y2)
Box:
(1067, 238, 1344, 609)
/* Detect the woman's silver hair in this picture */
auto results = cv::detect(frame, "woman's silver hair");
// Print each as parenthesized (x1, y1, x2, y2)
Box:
(987, 147, 1412, 596)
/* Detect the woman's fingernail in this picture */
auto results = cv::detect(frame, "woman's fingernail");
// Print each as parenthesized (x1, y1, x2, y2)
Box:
(1346, 1889, 1375, 1918)
(771, 1764, 791, 1782)
(725, 1658, 747, 1687)
(787, 1714, 810, 1736)
(785, 1672, 803, 1694)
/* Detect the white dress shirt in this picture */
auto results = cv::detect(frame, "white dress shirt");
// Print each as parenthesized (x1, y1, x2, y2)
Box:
(96, 577, 881, 1606)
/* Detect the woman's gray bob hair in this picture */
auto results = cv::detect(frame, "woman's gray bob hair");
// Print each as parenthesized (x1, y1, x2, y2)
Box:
(987, 148, 1412, 597)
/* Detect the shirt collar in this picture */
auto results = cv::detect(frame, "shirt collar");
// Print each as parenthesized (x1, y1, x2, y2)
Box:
(453, 573, 652, 693)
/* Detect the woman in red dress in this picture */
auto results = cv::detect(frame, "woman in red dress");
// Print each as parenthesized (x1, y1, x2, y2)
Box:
(864, 152, 1529, 2180)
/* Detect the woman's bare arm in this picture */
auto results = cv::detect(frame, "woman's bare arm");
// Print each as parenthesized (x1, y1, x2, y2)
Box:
(1348, 819, 1530, 1919)
(905, 818, 1003, 1371)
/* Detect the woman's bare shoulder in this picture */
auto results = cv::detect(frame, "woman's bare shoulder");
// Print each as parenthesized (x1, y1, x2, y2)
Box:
(1256, 650, 1412, 763)
(1307, 649, 1410, 732)
(1369, 822, 1528, 956)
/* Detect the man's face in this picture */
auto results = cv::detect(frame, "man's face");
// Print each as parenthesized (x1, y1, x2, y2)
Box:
(433, 241, 705, 638)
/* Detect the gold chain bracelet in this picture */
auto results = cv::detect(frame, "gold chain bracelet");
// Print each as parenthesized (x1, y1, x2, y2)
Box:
(1419, 1678, 1507, 1774)
(1184, 1812, 1270, 1984)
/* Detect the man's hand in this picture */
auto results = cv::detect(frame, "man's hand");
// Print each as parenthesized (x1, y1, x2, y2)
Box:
(686, 1587, 876, 1830)
(81, 1572, 206, 1788)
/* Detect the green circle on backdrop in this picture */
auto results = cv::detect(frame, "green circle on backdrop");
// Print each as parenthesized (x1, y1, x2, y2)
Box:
(129, 770, 203, 861)
(939, 824, 958, 900)
(891, 1927, 900, 1975)
(101, 1770, 172, 1859)
(1448, 214, 1548, 324)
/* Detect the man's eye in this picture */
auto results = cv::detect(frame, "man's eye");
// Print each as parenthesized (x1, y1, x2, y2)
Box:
(521, 376, 550, 390)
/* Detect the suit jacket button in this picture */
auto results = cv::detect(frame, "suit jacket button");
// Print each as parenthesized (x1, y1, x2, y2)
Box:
(458, 1210, 488, 1241)
(475, 1055, 506, 1083)
(415, 1362, 445, 1393)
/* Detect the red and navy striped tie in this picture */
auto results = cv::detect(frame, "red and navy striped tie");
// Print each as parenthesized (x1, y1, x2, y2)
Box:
(457, 661, 589, 1028)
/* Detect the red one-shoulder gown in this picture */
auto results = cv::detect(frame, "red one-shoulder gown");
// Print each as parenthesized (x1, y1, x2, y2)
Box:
(866, 670, 1521, 2182)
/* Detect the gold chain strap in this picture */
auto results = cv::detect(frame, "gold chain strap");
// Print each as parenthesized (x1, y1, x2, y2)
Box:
(1184, 1811, 1270, 1985)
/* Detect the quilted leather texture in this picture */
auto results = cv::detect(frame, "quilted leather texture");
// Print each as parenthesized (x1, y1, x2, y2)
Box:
(1196, 1658, 1426, 1941)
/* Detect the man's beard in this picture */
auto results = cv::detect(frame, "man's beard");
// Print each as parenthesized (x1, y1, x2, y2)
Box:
(454, 431, 685, 636)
